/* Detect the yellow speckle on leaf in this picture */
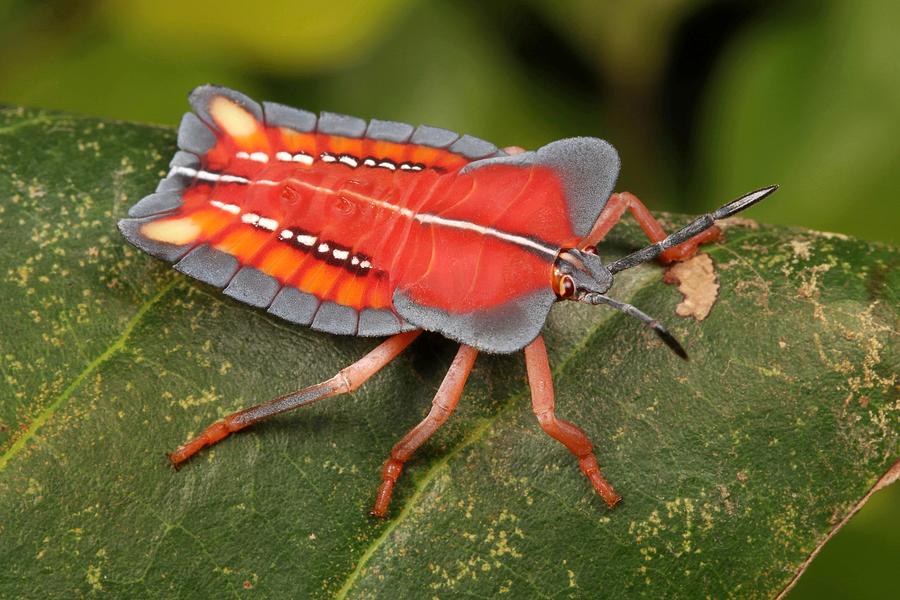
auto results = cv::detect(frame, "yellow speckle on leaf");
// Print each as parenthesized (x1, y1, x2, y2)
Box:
(86, 564, 102, 591)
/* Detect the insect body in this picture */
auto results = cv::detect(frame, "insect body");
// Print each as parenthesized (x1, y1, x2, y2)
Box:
(119, 85, 776, 516)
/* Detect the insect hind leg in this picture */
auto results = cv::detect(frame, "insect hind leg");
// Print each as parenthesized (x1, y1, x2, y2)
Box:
(168, 330, 421, 467)
(371, 344, 478, 517)
(582, 192, 721, 263)
(525, 335, 621, 508)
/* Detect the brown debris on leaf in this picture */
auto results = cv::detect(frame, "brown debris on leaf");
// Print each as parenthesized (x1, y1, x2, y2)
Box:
(663, 253, 720, 321)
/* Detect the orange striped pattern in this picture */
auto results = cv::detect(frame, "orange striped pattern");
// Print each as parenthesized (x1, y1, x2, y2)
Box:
(135, 93, 562, 318)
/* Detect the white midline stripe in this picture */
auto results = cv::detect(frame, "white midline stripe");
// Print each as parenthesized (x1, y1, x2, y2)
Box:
(170, 166, 558, 258)
(171, 166, 250, 184)
(413, 214, 556, 256)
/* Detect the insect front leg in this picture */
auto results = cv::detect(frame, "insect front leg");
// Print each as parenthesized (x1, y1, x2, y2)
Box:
(168, 330, 422, 467)
(583, 191, 722, 263)
(371, 344, 478, 517)
(524, 335, 621, 508)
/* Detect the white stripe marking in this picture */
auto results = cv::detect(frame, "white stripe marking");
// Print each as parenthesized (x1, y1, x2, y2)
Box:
(296, 234, 316, 247)
(280, 229, 293, 239)
(241, 213, 260, 224)
(249, 152, 269, 163)
(276, 151, 293, 161)
(210, 199, 240, 214)
(317, 242, 330, 253)
(220, 174, 249, 184)
(257, 217, 278, 231)
(413, 213, 557, 257)
(174, 167, 559, 257)
(332, 249, 350, 260)
(293, 153, 313, 165)
(171, 166, 250, 185)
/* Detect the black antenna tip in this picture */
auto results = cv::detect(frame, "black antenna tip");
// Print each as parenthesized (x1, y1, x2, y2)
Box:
(582, 292, 690, 359)
(713, 185, 780, 220)
(651, 322, 689, 360)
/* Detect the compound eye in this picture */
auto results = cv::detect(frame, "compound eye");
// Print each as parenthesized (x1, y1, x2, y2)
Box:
(557, 274, 576, 299)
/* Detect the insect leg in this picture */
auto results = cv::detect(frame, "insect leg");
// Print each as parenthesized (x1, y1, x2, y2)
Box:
(371, 344, 478, 517)
(524, 335, 621, 508)
(168, 330, 422, 467)
(581, 192, 721, 263)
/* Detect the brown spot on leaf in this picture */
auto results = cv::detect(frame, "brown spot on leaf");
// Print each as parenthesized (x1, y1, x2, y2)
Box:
(663, 253, 720, 321)
(789, 240, 812, 261)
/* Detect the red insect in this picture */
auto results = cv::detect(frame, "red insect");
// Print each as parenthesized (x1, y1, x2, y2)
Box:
(119, 85, 776, 516)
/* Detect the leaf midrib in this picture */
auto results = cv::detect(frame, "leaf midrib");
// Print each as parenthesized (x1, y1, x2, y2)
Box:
(0, 278, 177, 471)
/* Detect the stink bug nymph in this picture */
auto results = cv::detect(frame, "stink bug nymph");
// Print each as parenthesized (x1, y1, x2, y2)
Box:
(118, 85, 777, 516)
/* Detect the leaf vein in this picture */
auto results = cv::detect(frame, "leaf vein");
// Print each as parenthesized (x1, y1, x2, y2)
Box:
(0, 278, 177, 472)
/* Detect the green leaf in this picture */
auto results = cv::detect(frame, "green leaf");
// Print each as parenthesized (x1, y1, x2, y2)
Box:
(1, 107, 896, 598)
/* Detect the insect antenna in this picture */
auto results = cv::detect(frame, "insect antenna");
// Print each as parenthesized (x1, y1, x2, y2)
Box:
(581, 292, 688, 360)
(606, 185, 779, 274)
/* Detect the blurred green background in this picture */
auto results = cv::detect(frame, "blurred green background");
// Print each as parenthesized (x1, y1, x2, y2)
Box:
(1, 0, 896, 597)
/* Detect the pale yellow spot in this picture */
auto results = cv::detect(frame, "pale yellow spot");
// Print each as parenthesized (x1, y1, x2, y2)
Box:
(86, 564, 102, 591)
(210, 96, 258, 138)
(140, 218, 200, 245)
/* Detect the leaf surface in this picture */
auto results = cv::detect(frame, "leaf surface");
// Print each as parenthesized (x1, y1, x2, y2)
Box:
(0, 108, 896, 598)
